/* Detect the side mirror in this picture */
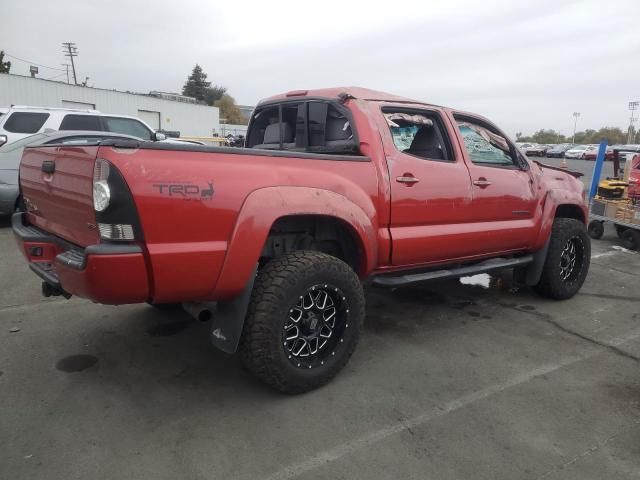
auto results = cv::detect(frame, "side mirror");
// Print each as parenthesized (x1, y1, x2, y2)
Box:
(0, 135, 6, 147)
(153, 132, 166, 141)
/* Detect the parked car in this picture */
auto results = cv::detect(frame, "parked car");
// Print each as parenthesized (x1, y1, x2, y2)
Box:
(0, 105, 166, 147)
(582, 145, 614, 161)
(12, 87, 590, 393)
(611, 144, 640, 162)
(564, 145, 590, 159)
(546, 144, 574, 158)
(0, 130, 139, 215)
(524, 144, 548, 156)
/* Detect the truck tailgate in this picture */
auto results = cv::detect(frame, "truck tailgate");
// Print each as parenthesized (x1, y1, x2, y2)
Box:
(20, 145, 99, 246)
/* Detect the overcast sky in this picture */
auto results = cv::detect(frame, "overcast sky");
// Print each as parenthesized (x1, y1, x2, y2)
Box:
(2, 0, 639, 136)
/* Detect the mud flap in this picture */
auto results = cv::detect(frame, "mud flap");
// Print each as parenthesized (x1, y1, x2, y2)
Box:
(524, 237, 551, 286)
(209, 267, 257, 354)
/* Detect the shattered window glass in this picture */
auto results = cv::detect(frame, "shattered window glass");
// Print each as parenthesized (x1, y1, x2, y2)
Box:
(385, 113, 434, 152)
(457, 121, 514, 166)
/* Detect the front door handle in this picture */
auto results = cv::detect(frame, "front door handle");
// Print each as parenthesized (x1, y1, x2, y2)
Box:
(473, 178, 492, 187)
(396, 175, 420, 185)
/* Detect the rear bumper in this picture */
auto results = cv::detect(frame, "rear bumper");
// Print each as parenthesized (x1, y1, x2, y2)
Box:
(12, 212, 150, 304)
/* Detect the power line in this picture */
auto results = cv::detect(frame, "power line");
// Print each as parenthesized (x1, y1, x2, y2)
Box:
(3, 52, 66, 71)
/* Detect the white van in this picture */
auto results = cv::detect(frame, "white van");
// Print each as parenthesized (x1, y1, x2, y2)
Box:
(0, 106, 165, 146)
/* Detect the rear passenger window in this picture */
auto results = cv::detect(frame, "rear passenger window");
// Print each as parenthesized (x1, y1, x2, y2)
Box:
(3, 112, 50, 134)
(384, 109, 452, 161)
(59, 114, 102, 131)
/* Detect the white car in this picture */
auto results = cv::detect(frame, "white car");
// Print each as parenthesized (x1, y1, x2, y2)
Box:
(0, 105, 166, 147)
(564, 145, 590, 159)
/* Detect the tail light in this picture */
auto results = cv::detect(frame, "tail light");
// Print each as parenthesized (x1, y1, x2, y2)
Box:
(92, 158, 143, 242)
(93, 159, 111, 212)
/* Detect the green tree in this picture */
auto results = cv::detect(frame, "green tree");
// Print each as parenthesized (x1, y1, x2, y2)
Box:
(593, 127, 626, 145)
(215, 94, 246, 125)
(0, 51, 11, 73)
(530, 129, 566, 144)
(204, 85, 227, 106)
(182, 64, 211, 103)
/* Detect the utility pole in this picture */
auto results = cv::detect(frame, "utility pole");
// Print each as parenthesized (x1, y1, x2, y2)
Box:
(61, 63, 70, 84)
(62, 42, 78, 85)
(572, 112, 580, 144)
(628, 101, 639, 144)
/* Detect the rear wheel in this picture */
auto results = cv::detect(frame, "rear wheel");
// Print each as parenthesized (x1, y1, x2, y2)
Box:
(587, 220, 604, 239)
(240, 251, 364, 394)
(622, 229, 640, 251)
(535, 218, 590, 300)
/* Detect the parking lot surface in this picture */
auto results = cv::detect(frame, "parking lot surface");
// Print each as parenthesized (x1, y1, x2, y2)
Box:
(1, 201, 639, 479)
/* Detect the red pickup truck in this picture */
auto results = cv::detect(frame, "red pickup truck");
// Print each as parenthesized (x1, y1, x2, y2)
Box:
(13, 87, 590, 393)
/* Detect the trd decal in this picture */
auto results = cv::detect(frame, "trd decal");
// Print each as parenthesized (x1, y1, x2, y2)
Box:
(152, 182, 214, 199)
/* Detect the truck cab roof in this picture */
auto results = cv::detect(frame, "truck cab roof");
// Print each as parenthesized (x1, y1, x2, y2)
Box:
(259, 86, 442, 108)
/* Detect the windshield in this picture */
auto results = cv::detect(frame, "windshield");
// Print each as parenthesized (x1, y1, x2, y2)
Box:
(0, 132, 48, 152)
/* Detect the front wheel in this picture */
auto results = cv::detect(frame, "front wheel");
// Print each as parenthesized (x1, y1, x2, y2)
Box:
(535, 218, 591, 300)
(240, 251, 365, 394)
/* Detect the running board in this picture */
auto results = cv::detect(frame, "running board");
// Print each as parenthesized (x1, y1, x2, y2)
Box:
(371, 255, 534, 288)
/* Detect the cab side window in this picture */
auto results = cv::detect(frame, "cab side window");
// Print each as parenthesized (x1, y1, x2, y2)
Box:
(455, 117, 516, 167)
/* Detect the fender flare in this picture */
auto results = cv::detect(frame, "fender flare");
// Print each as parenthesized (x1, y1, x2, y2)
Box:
(533, 188, 587, 250)
(525, 189, 587, 286)
(213, 186, 378, 300)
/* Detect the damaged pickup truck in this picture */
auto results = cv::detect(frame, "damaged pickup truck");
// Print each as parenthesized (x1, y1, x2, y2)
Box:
(13, 87, 589, 393)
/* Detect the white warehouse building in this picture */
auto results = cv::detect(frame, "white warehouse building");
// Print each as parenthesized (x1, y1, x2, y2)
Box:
(0, 74, 219, 137)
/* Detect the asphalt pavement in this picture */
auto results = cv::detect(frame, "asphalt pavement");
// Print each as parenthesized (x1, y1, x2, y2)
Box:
(1, 199, 639, 479)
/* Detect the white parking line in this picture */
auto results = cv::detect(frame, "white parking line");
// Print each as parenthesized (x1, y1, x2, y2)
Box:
(265, 328, 640, 480)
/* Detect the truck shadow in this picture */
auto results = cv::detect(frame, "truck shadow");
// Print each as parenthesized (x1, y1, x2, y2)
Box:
(63, 274, 538, 401)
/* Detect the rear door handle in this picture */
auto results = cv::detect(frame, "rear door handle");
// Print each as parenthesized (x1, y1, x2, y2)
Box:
(473, 179, 492, 187)
(396, 175, 420, 185)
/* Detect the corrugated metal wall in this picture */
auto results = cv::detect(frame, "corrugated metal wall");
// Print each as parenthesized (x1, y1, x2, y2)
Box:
(0, 74, 219, 137)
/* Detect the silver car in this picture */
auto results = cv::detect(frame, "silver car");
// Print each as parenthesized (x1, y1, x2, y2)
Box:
(0, 130, 140, 216)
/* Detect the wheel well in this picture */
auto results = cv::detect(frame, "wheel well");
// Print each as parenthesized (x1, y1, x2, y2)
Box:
(262, 215, 363, 274)
(555, 204, 585, 223)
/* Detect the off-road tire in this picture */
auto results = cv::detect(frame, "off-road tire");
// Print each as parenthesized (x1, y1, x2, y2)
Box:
(587, 220, 604, 239)
(535, 218, 590, 300)
(239, 251, 364, 394)
(622, 229, 640, 251)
